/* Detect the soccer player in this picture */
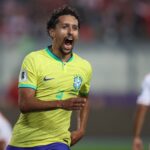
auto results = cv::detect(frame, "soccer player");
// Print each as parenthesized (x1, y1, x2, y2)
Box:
(7, 5, 92, 150)
(0, 112, 12, 150)
(132, 74, 150, 150)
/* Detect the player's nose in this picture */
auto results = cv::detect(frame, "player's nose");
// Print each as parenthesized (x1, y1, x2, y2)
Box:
(68, 26, 73, 35)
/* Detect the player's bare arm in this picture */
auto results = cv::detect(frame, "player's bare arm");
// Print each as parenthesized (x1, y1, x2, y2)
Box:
(0, 140, 6, 150)
(19, 88, 86, 113)
(132, 104, 149, 150)
(70, 97, 89, 146)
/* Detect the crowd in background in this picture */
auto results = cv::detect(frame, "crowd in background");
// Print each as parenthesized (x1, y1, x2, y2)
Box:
(0, 0, 150, 106)
(0, 0, 150, 107)
(1, 0, 150, 46)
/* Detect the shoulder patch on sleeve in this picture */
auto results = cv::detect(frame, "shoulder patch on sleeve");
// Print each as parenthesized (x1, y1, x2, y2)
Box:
(19, 69, 28, 82)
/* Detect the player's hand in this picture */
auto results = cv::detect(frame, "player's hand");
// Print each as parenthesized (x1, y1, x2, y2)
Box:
(132, 137, 143, 150)
(70, 130, 84, 146)
(60, 97, 86, 110)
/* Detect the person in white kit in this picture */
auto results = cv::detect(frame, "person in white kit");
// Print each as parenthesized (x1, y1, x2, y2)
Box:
(132, 74, 150, 150)
(0, 112, 12, 150)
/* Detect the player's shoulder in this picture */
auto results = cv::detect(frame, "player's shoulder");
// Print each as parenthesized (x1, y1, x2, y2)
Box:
(73, 53, 92, 68)
(23, 48, 45, 62)
(25, 48, 45, 58)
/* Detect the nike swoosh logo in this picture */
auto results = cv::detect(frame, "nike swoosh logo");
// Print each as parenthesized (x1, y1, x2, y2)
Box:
(43, 77, 54, 81)
(63, 138, 69, 144)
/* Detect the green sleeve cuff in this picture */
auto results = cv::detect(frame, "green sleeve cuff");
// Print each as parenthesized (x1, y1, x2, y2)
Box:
(18, 84, 37, 90)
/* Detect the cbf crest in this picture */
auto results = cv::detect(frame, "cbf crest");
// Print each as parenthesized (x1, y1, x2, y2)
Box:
(73, 75, 82, 90)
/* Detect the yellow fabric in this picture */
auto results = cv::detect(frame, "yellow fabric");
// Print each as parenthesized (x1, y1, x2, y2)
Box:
(10, 47, 92, 147)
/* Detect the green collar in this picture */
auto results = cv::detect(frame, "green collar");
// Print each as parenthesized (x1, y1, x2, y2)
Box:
(45, 47, 74, 62)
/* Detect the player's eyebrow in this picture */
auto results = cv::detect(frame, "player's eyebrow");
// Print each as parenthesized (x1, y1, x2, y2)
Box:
(60, 22, 79, 29)
(61, 22, 78, 26)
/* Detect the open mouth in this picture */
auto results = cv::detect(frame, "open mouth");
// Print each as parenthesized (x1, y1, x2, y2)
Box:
(64, 38, 73, 45)
(63, 37, 74, 50)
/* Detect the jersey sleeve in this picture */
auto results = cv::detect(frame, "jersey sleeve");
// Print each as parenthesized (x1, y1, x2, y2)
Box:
(18, 53, 37, 90)
(79, 62, 92, 97)
(137, 75, 150, 106)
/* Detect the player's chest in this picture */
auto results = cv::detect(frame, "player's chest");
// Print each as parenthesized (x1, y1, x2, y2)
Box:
(37, 63, 86, 90)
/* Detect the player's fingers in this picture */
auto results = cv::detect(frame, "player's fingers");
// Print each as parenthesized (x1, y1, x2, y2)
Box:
(70, 100, 85, 107)
(75, 103, 85, 107)
(73, 98, 86, 103)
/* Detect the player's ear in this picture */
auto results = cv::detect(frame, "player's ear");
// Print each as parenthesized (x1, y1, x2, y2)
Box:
(49, 29, 55, 39)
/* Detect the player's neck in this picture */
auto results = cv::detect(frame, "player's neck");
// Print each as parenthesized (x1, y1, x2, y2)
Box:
(49, 45, 72, 62)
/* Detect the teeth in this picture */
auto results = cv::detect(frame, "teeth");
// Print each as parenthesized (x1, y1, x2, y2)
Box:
(68, 38, 73, 40)
(66, 36, 73, 40)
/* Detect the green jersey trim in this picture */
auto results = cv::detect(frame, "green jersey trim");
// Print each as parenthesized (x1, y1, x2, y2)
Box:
(18, 84, 37, 90)
(45, 47, 74, 62)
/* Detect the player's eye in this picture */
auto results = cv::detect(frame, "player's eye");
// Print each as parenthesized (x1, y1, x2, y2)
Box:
(62, 25, 68, 29)
(72, 25, 78, 31)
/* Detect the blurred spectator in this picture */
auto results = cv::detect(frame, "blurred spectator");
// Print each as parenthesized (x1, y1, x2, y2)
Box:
(1, 0, 35, 91)
(80, 24, 95, 42)
(132, 74, 150, 150)
(0, 112, 12, 150)
(135, 0, 150, 38)
(1, 0, 150, 43)
(7, 78, 18, 107)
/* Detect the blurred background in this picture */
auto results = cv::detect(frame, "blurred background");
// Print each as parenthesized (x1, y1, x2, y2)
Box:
(1, 0, 150, 149)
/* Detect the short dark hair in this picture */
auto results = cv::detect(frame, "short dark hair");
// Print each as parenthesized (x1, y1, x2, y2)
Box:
(47, 5, 80, 33)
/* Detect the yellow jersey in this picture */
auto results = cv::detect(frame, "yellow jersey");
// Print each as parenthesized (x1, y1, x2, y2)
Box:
(10, 47, 92, 147)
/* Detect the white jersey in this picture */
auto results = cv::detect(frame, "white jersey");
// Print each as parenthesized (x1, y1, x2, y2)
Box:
(0, 113, 12, 148)
(137, 74, 150, 106)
